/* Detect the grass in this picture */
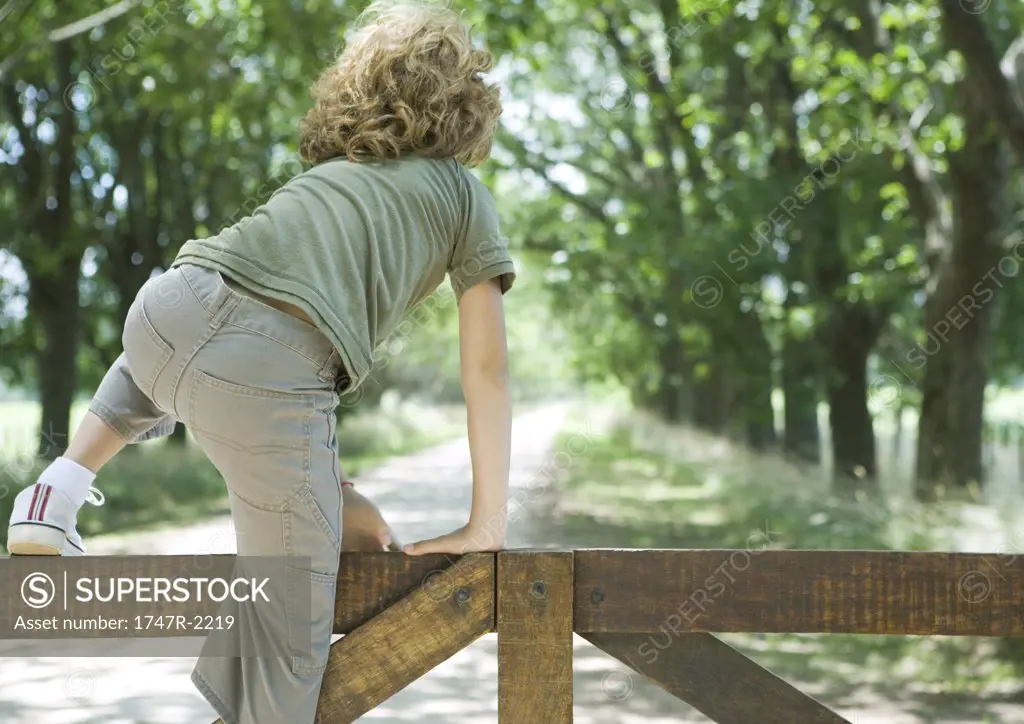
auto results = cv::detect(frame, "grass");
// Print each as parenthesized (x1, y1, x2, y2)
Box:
(550, 415, 959, 552)
(545, 409, 1024, 716)
(0, 397, 465, 551)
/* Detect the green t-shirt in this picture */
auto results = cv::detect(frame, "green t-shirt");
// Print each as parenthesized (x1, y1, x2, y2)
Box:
(171, 156, 516, 390)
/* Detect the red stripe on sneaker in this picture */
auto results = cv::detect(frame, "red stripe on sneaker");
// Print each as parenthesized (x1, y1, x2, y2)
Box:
(27, 485, 41, 520)
(36, 486, 53, 521)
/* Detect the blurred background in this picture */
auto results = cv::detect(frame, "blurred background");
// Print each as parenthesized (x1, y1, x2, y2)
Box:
(2, 0, 1024, 722)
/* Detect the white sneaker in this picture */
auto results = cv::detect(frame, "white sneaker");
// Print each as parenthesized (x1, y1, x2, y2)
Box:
(7, 484, 105, 556)
(63, 524, 88, 556)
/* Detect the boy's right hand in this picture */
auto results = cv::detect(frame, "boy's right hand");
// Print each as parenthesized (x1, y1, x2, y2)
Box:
(403, 521, 505, 555)
(342, 485, 401, 552)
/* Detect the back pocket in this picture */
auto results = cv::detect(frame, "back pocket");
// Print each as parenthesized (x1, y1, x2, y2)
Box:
(121, 292, 174, 401)
(188, 369, 315, 510)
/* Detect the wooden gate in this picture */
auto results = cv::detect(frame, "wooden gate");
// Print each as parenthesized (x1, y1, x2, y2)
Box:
(3, 549, 1022, 722)
(311, 548, 1024, 722)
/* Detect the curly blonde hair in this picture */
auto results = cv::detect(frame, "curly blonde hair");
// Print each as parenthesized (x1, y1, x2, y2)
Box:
(299, 0, 502, 167)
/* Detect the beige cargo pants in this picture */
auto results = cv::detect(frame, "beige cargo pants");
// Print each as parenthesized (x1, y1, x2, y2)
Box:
(89, 263, 347, 724)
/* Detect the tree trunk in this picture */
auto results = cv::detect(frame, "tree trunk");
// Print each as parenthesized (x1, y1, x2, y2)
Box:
(744, 378, 776, 450)
(938, 3, 1024, 164)
(27, 40, 80, 460)
(736, 310, 777, 450)
(915, 83, 1006, 500)
(782, 329, 820, 464)
(914, 297, 954, 497)
(692, 356, 732, 434)
(824, 305, 882, 494)
(109, 112, 159, 329)
(656, 382, 686, 423)
(31, 261, 82, 459)
(772, 87, 821, 464)
(891, 398, 905, 475)
(654, 332, 687, 423)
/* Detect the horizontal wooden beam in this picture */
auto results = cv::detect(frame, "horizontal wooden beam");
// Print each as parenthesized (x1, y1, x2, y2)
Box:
(333, 552, 479, 634)
(7, 549, 1022, 641)
(584, 631, 850, 724)
(574, 549, 1024, 636)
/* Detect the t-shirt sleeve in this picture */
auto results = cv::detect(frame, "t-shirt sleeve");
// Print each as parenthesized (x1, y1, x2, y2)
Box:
(448, 172, 516, 302)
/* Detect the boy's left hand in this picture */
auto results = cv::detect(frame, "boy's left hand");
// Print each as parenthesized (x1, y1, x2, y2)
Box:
(403, 521, 505, 555)
(341, 485, 401, 551)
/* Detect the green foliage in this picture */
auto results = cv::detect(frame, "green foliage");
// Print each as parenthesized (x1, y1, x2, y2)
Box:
(0, 0, 363, 388)
(477, 0, 1024, 494)
(0, 0, 582, 416)
(0, 0, 1021, 491)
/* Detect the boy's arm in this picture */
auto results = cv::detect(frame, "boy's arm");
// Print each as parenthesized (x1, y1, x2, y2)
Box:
(404, 277, 511, 554)
(460, 277, 511, 545)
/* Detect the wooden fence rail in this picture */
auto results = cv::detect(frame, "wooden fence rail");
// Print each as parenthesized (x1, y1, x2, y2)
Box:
(3, 549, 1022, 722)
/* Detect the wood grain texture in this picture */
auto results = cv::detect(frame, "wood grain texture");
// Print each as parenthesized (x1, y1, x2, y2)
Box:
(314, 552, 495, 723)
(575, 549, 1024, 635)
(584, 631, 850, 724)
(333, 552, 478, 633)
(497, 551, 573, 724)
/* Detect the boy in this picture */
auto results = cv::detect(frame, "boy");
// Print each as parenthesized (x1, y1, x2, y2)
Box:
(6, 2, 513, 721)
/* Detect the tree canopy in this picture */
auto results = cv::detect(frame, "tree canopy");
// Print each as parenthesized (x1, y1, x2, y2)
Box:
(1, 0, 1022, 500)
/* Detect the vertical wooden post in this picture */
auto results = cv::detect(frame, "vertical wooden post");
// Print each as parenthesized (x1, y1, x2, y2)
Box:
(497, 551, 574, 723)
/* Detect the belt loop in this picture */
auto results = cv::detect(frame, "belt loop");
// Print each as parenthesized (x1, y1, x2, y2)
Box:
(209, 292, 240, 328)
(318, 349, 339, 384)
(321, 350, 351, 396)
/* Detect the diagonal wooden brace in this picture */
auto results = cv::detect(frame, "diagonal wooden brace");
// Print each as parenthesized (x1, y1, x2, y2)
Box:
(207, 553, 495, 724)
(315, 552, 495, 723)
(583, 631, 850, 724)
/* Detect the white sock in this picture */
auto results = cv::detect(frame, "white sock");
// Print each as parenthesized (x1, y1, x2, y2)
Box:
(37, 457, 96, 508)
